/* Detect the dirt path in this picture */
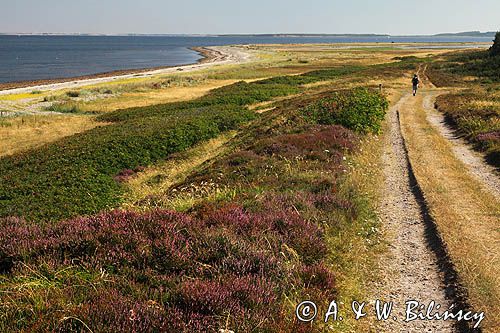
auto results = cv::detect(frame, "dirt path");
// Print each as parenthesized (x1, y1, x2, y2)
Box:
(397, 86, 499, 331)
(422, 93, 500, 199)
(377, 93, 456, 332)
(375, 56, 500, 330)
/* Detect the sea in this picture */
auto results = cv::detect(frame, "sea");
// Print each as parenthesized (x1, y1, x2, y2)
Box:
(0, 35, 494, 84)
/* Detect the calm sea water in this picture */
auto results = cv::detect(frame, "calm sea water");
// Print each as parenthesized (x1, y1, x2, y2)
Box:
(0, 35, 493, 83)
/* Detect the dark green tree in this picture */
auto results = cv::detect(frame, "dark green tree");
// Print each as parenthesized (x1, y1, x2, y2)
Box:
(490, 31, 500, 56)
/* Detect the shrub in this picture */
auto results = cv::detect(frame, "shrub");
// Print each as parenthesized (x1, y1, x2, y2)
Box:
(42, 95, 57, 102)
(435, 92, 500, 168)
(45, 101, 83, 113)
(0, 81, 383, 331)
(66, 90, 80, 98)
(490, 31, 500, 57)
(0, 202, 333, 332)
(253, 125, 357, 165)
(0, 66, 381, 222)
(430, 50, 500, 83)
(302, 88, 389, 133)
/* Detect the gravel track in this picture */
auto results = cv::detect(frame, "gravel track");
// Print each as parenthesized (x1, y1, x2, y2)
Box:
(377, 94, 456, 332)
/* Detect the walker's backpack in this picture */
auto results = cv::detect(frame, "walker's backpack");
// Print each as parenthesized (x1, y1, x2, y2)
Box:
(412, 77, 419, 85)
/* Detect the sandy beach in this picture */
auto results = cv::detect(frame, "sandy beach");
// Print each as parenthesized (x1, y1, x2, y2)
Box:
(0, 45, 252, 95)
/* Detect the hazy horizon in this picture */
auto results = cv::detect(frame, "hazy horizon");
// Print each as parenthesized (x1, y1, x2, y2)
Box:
(0, 31, 497, 37)
(1, 0, 499, 35)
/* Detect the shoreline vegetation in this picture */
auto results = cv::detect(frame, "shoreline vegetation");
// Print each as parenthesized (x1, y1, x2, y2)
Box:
(1, 42, 498, 331)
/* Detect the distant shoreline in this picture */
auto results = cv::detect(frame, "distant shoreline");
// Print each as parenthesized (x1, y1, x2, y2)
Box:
(0, 47, 216, 91)
(0, 31, 496, 38)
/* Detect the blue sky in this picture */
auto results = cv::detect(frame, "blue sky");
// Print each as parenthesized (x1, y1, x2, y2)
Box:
(1, 0, 499, 35)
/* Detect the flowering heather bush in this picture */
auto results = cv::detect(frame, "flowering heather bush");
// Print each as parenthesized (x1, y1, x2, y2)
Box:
(0, 201, 334, 331)
(114, 166, 147, 183)
(58, 289, 171, 333)
(167, 123, 359, 203)
(476, 130, 500, 143)
(300, 263, 337, 297)
(252, 125, 357, 165)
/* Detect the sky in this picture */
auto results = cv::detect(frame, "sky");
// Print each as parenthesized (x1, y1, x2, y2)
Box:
(1, 0, 499, 35)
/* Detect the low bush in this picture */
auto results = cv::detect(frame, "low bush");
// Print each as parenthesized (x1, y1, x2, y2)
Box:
(429, 50, 500, 84)
(0, 80, 386, 331)
(66, 90, 80, 98)
(302, 88, 389, 133)
(45, 101, 84, 113)
(98, 66, 366, 123)
(0, 204, 332, 332)
(0, 65, 392, 222)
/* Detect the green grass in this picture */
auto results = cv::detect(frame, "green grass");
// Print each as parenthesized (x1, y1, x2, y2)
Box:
(0, 103, 255, 221)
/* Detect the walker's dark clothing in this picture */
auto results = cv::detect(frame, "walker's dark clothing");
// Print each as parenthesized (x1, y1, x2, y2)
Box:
(412, 77, 419, 88)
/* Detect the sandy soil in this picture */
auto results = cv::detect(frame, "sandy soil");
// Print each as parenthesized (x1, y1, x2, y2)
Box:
(0, 46, 252, 95)
(377, 94, 455, 332)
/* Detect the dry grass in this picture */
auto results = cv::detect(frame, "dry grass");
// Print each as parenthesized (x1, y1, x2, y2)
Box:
(70, 79, 240, 113)
(330, 131, 387, 332)
(399, 90, 500, 332)
(0, 93, 42, 101)
(0, 115, 100, 157)
(121, 131, 237, 212)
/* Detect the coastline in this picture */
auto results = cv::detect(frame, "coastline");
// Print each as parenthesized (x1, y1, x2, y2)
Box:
(0, 46, 244, 93)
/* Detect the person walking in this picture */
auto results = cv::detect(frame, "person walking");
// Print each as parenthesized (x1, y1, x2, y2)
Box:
(412, 74, 420, 96)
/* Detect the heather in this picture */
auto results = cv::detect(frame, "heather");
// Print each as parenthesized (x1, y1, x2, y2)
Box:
(424, 45, 500, 168)
(0, 83, 388, 331)
(0, 208, 331, 332)
(428, 49, 500, 86)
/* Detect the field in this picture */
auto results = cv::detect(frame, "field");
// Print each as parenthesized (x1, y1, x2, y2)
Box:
(1, 43, 498, 332)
